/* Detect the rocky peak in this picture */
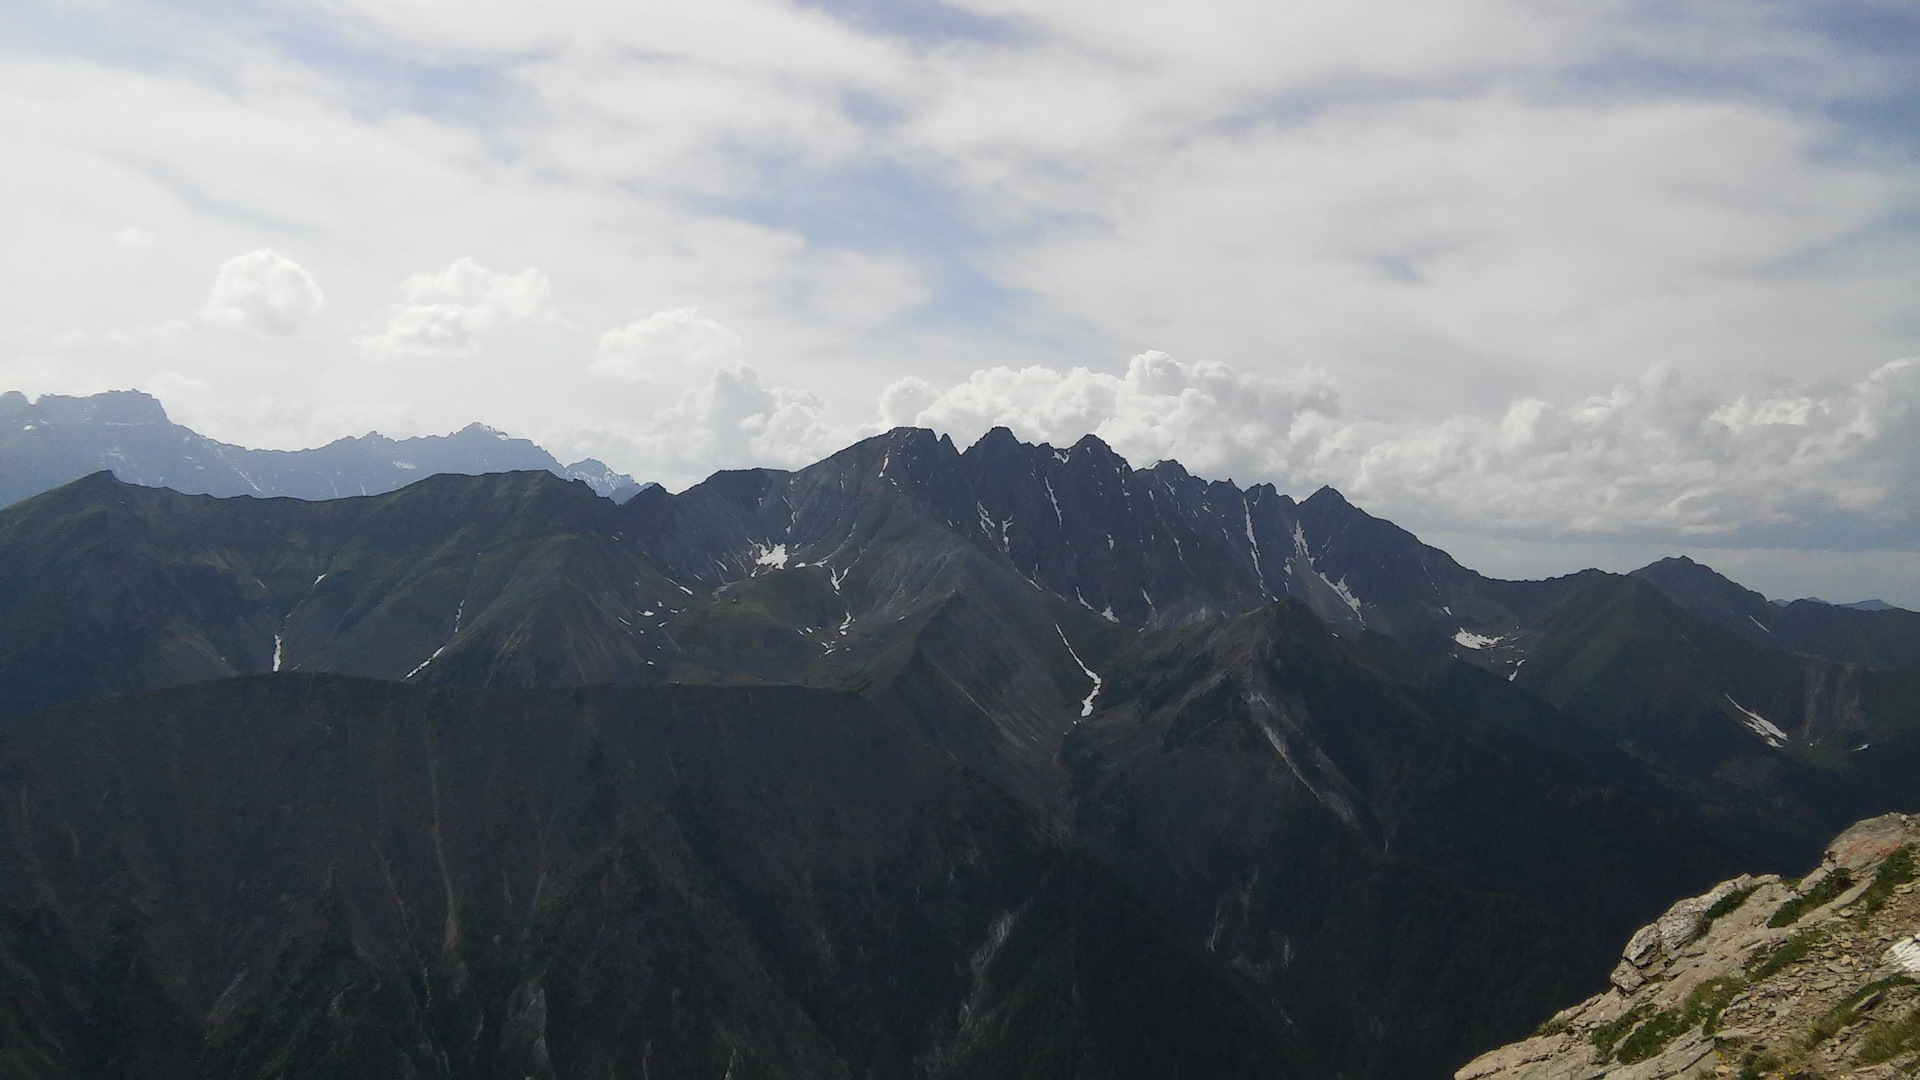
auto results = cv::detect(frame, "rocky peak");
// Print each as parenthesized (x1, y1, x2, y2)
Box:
(30, 388, 172, 426)
(1457, 813, 1920, 1080)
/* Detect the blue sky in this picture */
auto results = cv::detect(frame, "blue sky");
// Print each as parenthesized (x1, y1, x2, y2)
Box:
(2, 0, 1917, 601)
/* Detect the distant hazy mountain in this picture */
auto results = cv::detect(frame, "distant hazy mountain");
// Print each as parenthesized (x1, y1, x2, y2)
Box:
(0, 388, 647, 506)
(1632, 555, 1920, 671)
(1842, 598, 1901, 611)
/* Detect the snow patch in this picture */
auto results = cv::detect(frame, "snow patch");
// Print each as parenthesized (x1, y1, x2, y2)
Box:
(272, 635, 283, 672)
(754, 543, 789, 570)
(406, 645, 447, 680)
(676, 584, 693, 595)
(830, 566, 848, 594)
(1100, 605, 1118, 623)
(1320, 573, 1363, 618)
(1508, 658, 1526, 682)
(1747, 614, 1774, 636)
(1246, 692, 1361, 829)
(404, 600, 464, 680)
(312, 573, 327, 587)
(641, 610, 655, 617)
(1453, 629, 1505, 650)
(1243, 501, 1268, 598)
(1887, 935, 1920, 975)
(1054, 624, 1102, 719)
(1044, 477, 1063, 524)
(1725, 694, 1789, 748)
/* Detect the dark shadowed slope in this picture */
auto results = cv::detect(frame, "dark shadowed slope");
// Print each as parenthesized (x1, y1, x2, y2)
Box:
(1065, 601, 1747, 1077)
(0, 676, 1306, 1079)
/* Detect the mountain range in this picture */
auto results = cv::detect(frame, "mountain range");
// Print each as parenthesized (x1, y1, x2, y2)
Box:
(0, 389, 647, 507)
(2, 407, 1918, 1078)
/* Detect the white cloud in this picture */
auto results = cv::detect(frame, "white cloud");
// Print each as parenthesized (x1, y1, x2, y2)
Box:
(114, 228, 154, 247)
(1342, 358, 1920, 544)
(888, 351, 1340, 483)
(200, 250, 325, 336)
(591, 307, 742, 380)
(606, 363, 852, 487)
(143, 369, 211, 402)
(884, 353, 1920, 547)
(961, 94, 1914, 418)
(359, 258, 557, 359)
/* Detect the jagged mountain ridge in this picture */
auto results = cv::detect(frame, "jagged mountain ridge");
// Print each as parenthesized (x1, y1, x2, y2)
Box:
(615, 426, 1920, 863)
(5, 425, 1920, 1077)
(5, 425, 1920, 845)
(0, 466, 1753, 1078)
(0, 388, 646, 506)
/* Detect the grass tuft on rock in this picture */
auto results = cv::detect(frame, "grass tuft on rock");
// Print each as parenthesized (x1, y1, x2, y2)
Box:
(1855, 1004, 1920, 1066)
(1611, 976, 1748, 1064)
(1704, 884, 1761, 928)
(1853, 847, 1916, 925)
(1768, 869, 1852, 928)
(1807, 975, 1913, 1047)
(1590, 1005, 1649, 1060)
(1747, 928, 1827, 982)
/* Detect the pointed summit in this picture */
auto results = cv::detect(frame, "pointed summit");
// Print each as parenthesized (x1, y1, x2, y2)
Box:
(1301, 484, 1353, 509)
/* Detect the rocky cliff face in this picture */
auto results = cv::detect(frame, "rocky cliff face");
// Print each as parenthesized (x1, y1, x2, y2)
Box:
(1457, 813, 1920, 1080)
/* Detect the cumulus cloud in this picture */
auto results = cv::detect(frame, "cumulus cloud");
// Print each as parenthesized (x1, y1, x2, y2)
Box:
(200, 250, 324, 336)
(359, 258, 556, 359)
(591, 307, 742, 380)
(882, 353, 1920, 548)
(885, 351, 1341, 483)
(611, 363, 851, 487)
(1343, 358, 1920, 546)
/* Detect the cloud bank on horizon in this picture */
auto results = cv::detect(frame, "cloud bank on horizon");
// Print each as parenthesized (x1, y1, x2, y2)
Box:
(2, 0, 1917, 588)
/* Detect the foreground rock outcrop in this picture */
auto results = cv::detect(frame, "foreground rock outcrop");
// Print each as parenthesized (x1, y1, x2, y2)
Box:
(1458, 813, 1920, 1080)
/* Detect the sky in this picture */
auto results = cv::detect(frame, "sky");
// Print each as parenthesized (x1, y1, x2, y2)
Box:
(3, 0, 1918, 603)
